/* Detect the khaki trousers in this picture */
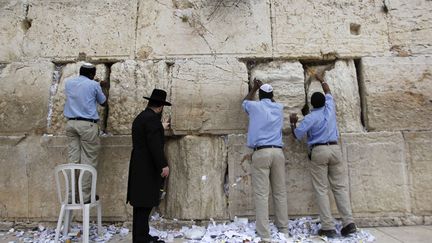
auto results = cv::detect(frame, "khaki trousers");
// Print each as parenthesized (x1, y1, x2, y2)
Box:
(66, 120, 100, 202)
(310, 144, 354, 230)
(251, 148, 288, 239)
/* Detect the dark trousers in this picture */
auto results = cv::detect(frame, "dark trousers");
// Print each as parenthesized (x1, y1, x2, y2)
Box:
(133, 207, 153, 243)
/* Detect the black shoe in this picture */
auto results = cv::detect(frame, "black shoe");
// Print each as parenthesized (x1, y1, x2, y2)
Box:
(146, 235, 164, 243)
(341, 223, 357, 236)
(318, 229, 337, 238)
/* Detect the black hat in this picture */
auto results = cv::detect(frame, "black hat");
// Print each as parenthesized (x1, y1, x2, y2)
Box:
(143, 89, 172, 106)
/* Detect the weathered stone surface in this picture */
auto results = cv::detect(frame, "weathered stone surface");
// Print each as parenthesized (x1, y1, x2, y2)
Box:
(341, 132, 410, 214)
(0, 0, 25, 62)
(272, 0, 389, 58)
(108, 60, 171, 135)
(283, 135, 319, 216)
(22, 0, 137, 60)
(404, 131, 432, 214)
(387, 0, 432, 55)
(0, 61, 54, 134)
(97, 136, 132, 221)
(48, 62, 109, 134)
(362, 57, 432, 131)
(0, 136, 29, 218)
(27, 136, 65, 220)
(164, 136, 227, 219)
(306, 60, 363, 133)
(226, 134, 254, 217)
(171, 57, 248, 135)
(137, 0, 271, 58)
(0, 135, 133, 221)
(250, 61, 305, 131)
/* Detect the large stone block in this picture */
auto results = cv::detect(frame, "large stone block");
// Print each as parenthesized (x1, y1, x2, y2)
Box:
(306, 60, 363, 133)
(226, 134, 254, 217)
(404, 131, 432, 214)
(171, 57, 248, 135)
(27, 136, 66, 220)
(272, 0, 389, 58)
(387, 0, 432, 55)
(136, 0, 271, 58)
(250, 61, 305, 131)
(362, 57, 432, 131)
(341, 132, 410, 214)
(0, 61, 54, 134)
(164, 136, 228, 219)
(22, 0, 137, 60)
(0, 136, 29, 219)
(48, 62, 109, 134)
(0, 0, 25, 62)
(97, 136, 132, 221)
(0, 135, 133, 221)
(108, 60, 171, 135)
(283, 135, 320, 216)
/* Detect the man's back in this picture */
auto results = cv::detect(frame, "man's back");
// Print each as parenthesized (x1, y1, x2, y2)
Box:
(242, 98, 283, 148)
(64, 75, 106, 119)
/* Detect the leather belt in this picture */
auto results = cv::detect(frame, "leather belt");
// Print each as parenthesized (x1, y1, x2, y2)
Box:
(311, 141, 337, 149)
(68, 117, 98, 123)
(254, 145, 283, 151)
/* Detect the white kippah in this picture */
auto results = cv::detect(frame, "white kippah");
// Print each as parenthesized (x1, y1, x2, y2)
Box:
(82, 62, 95, 68)
(260, 83, 273, 93)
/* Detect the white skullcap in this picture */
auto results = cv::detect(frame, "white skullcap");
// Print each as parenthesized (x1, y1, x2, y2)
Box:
(260, 83, 273, 93)
(82, 62, 95, 68)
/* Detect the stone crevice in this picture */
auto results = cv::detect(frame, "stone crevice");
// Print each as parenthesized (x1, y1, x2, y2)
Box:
(354, 59, 367, 130)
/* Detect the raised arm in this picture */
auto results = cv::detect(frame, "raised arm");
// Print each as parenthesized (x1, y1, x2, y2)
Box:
(244, 79, 263, 101)
(315, 74, 331, 94)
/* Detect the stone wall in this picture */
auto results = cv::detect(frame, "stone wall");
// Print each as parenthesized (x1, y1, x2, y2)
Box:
(1, 0, 431, 226)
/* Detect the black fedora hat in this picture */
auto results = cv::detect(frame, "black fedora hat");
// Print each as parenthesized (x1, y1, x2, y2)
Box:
(143, 89, 172, 106)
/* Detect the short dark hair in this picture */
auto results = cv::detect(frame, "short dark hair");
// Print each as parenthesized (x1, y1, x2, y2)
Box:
(147, 100, 164, 108)
(259, 89, 273, 100)
(311, 92, 325, 108)
(79, 66, 96, 79)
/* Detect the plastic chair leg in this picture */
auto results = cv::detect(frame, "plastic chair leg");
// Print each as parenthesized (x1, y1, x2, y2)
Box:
(82, 204, 90, 243)
(63, 210, 72, 236)
(97, 203, 102, 236)
(55, 205, 66, 243)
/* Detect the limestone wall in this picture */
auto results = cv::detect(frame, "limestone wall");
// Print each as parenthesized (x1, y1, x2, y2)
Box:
(1, 0, 431, 226)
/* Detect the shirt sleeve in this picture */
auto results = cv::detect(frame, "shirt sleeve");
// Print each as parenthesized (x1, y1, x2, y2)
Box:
(294, 115, 314, 140)
(242, 100, 250, 114)
(94, 83, 106, 104)
(325, 94, 335, 112)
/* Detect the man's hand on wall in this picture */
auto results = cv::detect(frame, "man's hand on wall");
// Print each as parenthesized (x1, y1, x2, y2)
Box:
(253, 79, 263, 90)
(161, 166, 170, 178)
(162, 117, 170, 129)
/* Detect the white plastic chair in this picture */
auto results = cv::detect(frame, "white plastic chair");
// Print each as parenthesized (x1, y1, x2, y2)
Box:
(54, 163, 102, 243)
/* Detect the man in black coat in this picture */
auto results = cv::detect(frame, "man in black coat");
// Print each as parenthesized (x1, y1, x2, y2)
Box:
(127, 89, 171, 243)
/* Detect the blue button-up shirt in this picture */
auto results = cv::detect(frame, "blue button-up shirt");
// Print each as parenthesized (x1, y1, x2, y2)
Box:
(294, 94, 338, 147)
(64, 75, 106, 120)
(242, 99, 284, 149)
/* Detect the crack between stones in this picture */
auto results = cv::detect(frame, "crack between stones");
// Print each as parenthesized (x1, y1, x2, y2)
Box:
(354, 59, 368, 131)
(269, 0, 275, 56)
(133, 1, 140, 59)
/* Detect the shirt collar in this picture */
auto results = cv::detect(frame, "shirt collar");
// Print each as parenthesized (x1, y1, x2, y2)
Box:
(260, 98, 272, 102)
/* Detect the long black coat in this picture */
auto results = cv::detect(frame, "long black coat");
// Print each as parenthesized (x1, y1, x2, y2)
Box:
(127, 108, 167, 207)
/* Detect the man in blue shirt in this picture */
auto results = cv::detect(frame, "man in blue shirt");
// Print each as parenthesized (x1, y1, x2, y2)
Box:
(64, 63, 108, 203)
(242, 79, 289, 242)
(290, 72, 357, 238)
